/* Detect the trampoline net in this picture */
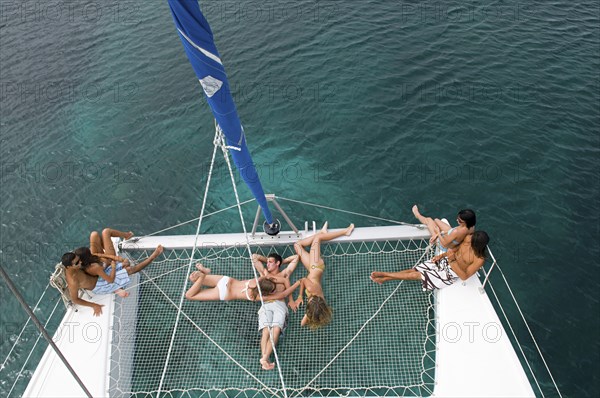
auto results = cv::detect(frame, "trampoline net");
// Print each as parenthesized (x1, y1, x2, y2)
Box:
(111, 239, 436, 397)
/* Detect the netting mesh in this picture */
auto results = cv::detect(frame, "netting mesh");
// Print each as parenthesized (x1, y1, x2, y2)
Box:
(110, 239, 436, 397)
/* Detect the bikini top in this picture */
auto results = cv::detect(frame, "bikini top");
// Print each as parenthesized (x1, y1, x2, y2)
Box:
(241, 280, 253, 301)
(446, 227, 461, 246)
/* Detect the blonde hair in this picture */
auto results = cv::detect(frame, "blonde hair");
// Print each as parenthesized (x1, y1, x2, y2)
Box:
(305, 296, 333, 329)
(249, 278, 277, 300)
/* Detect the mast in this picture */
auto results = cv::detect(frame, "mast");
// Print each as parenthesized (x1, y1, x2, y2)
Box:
(167, 0, 280, 235)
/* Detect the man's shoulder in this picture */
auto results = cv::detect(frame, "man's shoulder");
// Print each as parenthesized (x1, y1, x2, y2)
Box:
(65, 268, 82, 284)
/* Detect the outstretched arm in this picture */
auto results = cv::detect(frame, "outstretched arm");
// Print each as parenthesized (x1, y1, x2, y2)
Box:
(93, 262, 117, 283)
(261, 279, 302, 302)
(92, 252, 125, 263)
(437, 227, 466, 248)
(279, 277, 299, 311)
(251, 253, 267, 277)
(294, 278, 305, 307)
(66, 278, 103, 316)
(281, 254, 299, 278)
(430, 252, 448, 263)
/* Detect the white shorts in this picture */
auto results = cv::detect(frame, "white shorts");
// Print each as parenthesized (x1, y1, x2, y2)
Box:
(258, 300, 288, 334)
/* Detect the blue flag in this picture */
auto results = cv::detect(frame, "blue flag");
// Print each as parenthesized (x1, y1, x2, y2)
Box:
(168, 0, 274, 226)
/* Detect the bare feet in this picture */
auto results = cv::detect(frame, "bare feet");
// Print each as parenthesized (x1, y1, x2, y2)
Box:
(115, 288, 130, 298)
(370, 272, 387, 284)
(320, 221, 329, 234)
(345, 223, 355, 236)
(124, 231, 134, 240)
(196, 263, 211, 274)
(189, 271, 203, 282)
(412, 205, 421, 219)
(413, 205, 431, 225)
(260, 357, 275, 370)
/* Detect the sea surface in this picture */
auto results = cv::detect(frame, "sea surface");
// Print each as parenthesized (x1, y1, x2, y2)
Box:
(0, 1, 598, 397)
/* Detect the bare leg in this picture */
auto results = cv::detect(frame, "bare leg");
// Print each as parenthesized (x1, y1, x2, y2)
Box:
(89, 231, 103, 254)
(309, 223, 354, 265)
(433, 219, 452, 232)
(185, 266, 221, 301)
(260, 327, 280, 370)
(294, 223, 354, 265)
(127, 245, 163, 274)
(293, 242, 312, 272)
(189, 264, 224, 287)
(295, 222, 353, 248)
(412, 205, 441, 238)
(101, 228, 134, 256)
(370, 269, 421, 284)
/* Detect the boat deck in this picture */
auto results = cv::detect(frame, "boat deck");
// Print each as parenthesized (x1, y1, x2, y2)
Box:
(24, 226, 534, 397)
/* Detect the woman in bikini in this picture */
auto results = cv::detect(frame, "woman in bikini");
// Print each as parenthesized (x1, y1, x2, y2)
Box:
(370, 230, 490, 290)
(412, 206, 476, 251)
(292, 222, 355, 329)
(73, 227, 162, 297)
(184, 264, 302, 302)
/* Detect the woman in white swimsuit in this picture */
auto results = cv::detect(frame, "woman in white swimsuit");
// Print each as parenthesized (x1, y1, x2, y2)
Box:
(185, 264, 301, 302)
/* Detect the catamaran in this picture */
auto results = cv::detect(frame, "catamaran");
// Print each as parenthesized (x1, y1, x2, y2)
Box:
(1, 1, 562, 397)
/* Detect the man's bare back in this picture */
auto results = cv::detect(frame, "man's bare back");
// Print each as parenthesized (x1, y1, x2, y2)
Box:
(66, 265, 98, 291)
(443, 234, 487, 280)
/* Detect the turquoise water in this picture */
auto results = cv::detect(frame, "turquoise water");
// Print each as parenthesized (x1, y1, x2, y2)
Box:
(0, 0, 598, 396)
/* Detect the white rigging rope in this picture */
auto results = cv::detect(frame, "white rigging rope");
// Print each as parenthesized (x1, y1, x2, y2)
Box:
(276, 196, 420, 227)
(156, 129, 221, 398)
(139, 268, 283, 397)
(126, 189, 417, 244)
(483, 258, 563, 398)
(1, 283, 51, 371)
(216, 127, 289, 398)
(122, 199, 256, 241)
(6, 298, 61, 398)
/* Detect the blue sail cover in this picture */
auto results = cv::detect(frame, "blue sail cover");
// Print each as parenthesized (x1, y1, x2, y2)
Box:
(168, 0, 273, 224)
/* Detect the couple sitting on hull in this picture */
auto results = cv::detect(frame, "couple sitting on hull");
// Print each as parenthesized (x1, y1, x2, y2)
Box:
(184, 222, 355, 370)
(61, 228, 163, 316)
(371, 206, 490, 290)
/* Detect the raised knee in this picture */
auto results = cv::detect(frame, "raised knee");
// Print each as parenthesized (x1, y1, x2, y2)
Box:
(90, 231, 100, 241)
(102, 228, 112, 237)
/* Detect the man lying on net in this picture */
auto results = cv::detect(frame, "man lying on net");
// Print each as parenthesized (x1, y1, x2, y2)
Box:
(251, 252, 300, 370)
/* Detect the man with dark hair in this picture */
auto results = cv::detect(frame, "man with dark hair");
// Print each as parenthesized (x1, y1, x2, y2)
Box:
(61, 253, 105, 316)
(370, 231, 490, 290)
(61, 245, 163, 316)
(251, 252, 299, 370)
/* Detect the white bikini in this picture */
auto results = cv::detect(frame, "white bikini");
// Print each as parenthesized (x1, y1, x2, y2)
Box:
(216, 276, 230, 301)
(241, 280, 253, 301)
